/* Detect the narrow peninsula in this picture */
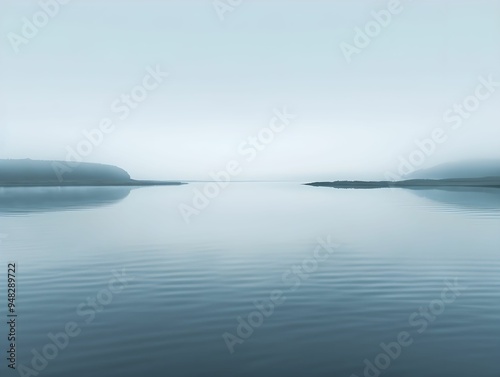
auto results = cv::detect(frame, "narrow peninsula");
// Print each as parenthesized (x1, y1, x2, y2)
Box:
(306, 177, 500, 189)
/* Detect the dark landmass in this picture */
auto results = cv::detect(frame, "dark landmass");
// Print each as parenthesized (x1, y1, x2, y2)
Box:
(306, 177, 500, 189)
(0, 159, 184, 187)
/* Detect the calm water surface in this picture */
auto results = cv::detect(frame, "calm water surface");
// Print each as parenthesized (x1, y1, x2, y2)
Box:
(1, 183, 499, 377)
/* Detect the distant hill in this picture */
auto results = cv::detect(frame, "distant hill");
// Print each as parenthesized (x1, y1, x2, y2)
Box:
(409, 159, 500, 179)
(0, 159, 183, 186)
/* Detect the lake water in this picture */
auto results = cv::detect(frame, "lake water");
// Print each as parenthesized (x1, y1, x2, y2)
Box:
(1, 183, 499, 377)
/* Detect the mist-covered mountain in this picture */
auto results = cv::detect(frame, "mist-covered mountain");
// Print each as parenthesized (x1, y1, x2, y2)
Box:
(0, 159, 130, 185)
(409, 160, 500, 179)
(0, 159, 183, 186)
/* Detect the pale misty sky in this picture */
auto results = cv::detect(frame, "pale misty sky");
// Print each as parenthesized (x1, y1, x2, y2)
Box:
(1, 0, 499, 181)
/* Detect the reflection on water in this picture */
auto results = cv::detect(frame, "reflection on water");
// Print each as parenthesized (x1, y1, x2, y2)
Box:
(0, 186, 131, 215)
(408, 187, 500, 216)
(1, 183, 499, 377)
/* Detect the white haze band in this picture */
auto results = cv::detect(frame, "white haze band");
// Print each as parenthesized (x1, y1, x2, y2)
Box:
(51, 65, 168, 182)
(178, 106, 297, 224)
(384, 74, 499, 181)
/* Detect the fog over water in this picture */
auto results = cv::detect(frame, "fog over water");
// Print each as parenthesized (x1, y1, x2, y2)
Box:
(1, 0, 499, 181)
(2, 3, 500, 377)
